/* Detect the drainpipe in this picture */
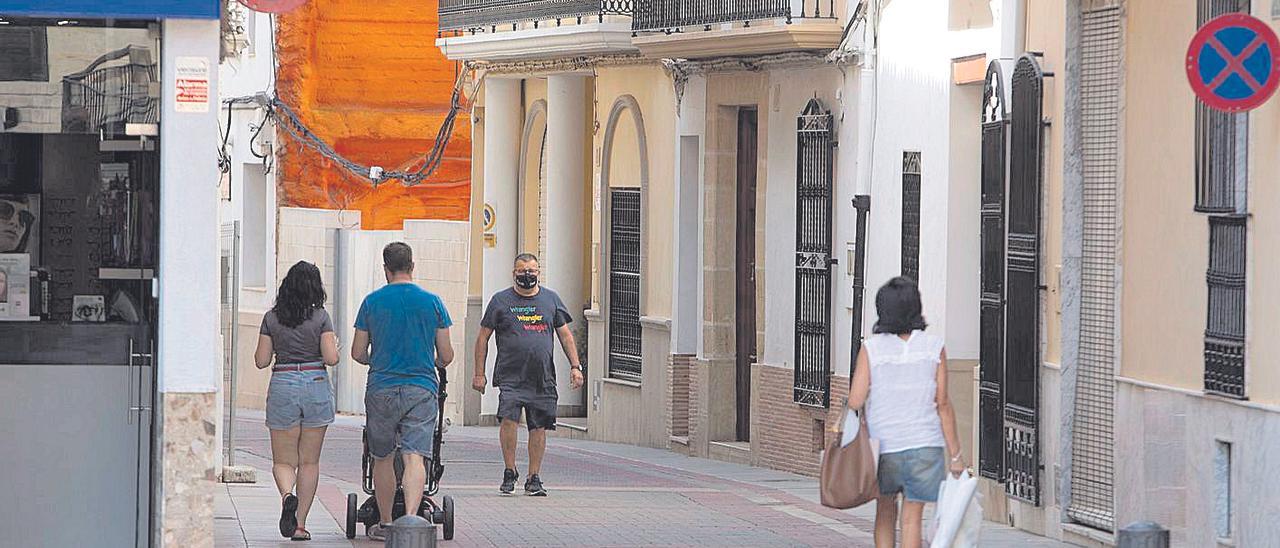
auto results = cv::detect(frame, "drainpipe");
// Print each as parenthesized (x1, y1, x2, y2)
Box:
(853, 0, 876, 197)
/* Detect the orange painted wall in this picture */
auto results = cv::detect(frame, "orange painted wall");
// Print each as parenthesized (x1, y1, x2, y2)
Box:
(275, 0, 470, 229)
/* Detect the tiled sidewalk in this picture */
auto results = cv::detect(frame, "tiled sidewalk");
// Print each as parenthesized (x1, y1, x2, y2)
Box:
(214, 411, 1074, 547)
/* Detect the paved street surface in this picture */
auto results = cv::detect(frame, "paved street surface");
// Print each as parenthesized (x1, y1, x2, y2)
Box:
(215, 410, 1073, 547)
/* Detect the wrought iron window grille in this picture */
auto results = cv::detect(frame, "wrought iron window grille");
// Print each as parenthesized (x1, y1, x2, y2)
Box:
(1193, 0, 1249, 214)
(631, 0, 835, 34)
(1204, 215, 1246, 399)
(792, 98, 835, 408)
(901, 151, 921, 282)
(608, 188, 643, 381)
(438, 0, 633, 35)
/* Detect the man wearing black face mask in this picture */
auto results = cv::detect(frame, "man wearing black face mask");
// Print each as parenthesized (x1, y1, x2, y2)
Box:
(473, 253, 583, 496)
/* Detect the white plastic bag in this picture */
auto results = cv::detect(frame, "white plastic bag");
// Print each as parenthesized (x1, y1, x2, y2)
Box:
(839, 410, 880, 465)
(928, 470, 982, 548)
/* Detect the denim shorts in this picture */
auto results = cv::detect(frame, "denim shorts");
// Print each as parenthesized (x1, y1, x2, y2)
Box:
(265, 367, 335, 430)
(877, 446, 946, 502)
(365, 385, 438, 460)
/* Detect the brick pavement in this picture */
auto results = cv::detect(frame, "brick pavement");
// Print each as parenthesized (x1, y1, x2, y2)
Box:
(215, 410, 1074, 547)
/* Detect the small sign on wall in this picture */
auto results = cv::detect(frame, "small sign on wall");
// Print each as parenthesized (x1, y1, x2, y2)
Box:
(483, 233, 496, 248)
(174, 57, 210, 113)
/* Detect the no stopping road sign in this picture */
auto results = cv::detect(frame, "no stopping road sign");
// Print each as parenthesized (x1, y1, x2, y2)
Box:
(1186, 13, 1280, 112)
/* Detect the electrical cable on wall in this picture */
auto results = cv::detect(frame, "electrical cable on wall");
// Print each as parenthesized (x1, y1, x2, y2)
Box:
(224, 61, 479, 189)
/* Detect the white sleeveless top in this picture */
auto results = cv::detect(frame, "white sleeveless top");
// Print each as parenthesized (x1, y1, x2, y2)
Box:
(863, 330, 946, 454)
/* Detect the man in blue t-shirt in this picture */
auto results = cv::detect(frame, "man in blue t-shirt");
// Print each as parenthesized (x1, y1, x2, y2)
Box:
(351, 242, 454, 541)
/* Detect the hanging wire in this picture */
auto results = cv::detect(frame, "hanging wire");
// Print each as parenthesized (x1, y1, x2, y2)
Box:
(266, 61, 479, 187)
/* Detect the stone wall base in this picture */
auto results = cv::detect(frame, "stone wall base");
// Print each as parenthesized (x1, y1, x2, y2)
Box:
(160, 391, 217, 547)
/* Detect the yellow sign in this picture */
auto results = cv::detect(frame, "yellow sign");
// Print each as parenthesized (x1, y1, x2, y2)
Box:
(483, 233, 496, 248)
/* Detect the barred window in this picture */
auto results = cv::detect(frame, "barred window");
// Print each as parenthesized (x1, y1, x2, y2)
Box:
(608, 188, 642, 380)
(1194, 0, 1249, 213)
(1204, 215, 1246, 398)
(901, 151, 921, 281)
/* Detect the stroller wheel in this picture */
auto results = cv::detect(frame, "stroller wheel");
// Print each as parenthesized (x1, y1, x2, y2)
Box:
(345, 493, 357, 539)
(442, 495, 455, 541)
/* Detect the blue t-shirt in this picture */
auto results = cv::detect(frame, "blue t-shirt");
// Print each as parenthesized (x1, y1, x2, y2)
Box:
(354, 283, 452, 393)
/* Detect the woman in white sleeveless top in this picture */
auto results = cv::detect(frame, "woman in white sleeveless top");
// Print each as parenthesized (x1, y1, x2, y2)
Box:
(847, 277, 965, 548)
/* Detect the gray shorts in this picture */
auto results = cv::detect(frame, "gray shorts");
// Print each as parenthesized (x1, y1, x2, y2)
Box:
(265, 368, 335, 430)
(497, 387, 557, 431)
(365, 385, 437, 460)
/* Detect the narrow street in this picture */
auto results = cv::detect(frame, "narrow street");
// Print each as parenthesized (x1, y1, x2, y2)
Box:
(215, 411, 1067, 547)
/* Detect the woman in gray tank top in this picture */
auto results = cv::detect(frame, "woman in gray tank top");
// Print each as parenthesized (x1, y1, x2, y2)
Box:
(254, 261, 339, 541)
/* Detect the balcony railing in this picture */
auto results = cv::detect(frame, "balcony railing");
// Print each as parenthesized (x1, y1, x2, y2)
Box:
(439, 0, 632, 34)
(632, 0, 834, 33)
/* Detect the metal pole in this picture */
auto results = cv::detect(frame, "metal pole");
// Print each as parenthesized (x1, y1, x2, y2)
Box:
(228, 220, 241, 467)
(386, 515, 437, 548)
(1117, 522, 1169, 548)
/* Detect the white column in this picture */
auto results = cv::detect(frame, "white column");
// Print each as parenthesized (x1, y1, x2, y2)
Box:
(159, 19, 221, 393)
(481, 77, 522, 416)
(545, 74, 587, 408)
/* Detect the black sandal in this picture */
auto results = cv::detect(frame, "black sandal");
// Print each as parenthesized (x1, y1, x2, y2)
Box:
(279, 494, 298, 538)
(291, 526, 311, 541)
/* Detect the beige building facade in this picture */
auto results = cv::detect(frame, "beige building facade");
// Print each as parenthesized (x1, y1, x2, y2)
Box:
(970, 0, 1280, 544)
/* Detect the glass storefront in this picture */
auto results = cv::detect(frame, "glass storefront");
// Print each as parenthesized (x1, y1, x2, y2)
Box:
(0, 17, 161, 547)
(0, 18, 160, 356)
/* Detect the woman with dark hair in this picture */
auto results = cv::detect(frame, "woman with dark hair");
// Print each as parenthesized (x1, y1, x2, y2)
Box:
(254, 261, 339, 541)
(846, 276, 965, 548)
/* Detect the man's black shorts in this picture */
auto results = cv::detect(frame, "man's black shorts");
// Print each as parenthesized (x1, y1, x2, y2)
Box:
(496, 387, 557, 431)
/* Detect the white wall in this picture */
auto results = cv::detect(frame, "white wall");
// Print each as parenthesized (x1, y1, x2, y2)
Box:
(274, 209, 471, 424)
(218, 8, 278, 312)
(158, 19, 222, 393)
(760, 68, 843, 370)
(675, 75, 708, 357)
(858, 0, 998, 360)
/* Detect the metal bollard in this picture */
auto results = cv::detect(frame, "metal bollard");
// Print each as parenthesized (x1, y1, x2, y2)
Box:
(1118, 521, 1169, 548)
(385, 514, 436, 548)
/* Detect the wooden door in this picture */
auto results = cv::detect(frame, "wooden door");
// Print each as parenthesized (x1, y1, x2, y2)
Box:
(735, 108, 758, 442)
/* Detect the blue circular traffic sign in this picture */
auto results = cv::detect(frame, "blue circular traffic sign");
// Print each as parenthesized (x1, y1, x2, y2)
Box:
(1186, 13, 1280, 112)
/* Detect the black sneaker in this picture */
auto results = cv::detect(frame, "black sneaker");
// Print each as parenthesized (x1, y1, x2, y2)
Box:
(500, 468, 519, 495)
(525, 474, 547, 496)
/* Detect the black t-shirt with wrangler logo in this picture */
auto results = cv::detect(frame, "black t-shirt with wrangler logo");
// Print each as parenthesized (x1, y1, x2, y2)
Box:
(480, 286, 572, 393)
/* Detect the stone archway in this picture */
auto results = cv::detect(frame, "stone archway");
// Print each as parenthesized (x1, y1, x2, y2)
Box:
(518, 99, 547, 258)
(598, 94, 649, 313)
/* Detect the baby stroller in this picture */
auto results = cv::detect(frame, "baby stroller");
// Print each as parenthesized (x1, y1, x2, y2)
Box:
(345, 367, 456, 540)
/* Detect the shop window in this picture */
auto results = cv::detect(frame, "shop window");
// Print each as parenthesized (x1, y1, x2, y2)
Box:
(0, 19, 161, 365)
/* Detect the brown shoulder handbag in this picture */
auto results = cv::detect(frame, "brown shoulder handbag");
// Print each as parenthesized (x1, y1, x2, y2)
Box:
(819, 405, 879, 509)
